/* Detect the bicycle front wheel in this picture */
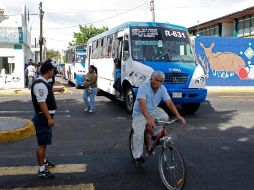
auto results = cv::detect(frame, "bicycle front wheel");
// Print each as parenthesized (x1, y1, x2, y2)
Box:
(158, 143, 185, 190)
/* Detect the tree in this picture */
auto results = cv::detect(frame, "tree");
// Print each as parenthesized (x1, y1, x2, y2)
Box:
(70, 25, 109, 46)
(46, 49, 61, 61)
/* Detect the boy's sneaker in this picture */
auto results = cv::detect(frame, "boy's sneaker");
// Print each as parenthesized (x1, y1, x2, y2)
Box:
(38, 169, 55, 179)
(89, 109, 94, 113)
(44, 160, 55, 168)
(84, 108, 89, 112)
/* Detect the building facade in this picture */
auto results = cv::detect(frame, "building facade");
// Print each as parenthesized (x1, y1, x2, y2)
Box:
(0, 4, 33, 89)
(188, 6, 254, 38)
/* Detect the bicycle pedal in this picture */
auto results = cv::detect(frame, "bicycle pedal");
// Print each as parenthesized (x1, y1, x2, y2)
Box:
(176, 178, 183, 185)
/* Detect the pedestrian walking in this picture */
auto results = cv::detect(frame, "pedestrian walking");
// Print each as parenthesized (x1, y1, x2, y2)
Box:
(83, 65, 98, 113)
(26, 60, 36, 89)
(31, 60, 64, 179)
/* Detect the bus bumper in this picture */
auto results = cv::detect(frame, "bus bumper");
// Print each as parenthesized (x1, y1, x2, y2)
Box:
(167, 88, 207, 104)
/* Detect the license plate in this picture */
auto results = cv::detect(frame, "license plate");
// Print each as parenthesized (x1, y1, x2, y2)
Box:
(172, 92, 182, 98)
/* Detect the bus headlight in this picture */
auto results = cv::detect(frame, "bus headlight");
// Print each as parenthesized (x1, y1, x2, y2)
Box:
(200, 76, 205, 83)
(195, 75, 206, 85)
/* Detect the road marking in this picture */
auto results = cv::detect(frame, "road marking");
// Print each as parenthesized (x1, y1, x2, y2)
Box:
(0, 164, 86, 176)
(12, 183, 95, 190)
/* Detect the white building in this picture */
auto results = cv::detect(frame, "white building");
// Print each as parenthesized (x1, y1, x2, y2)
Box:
(0, 3, 33, 89)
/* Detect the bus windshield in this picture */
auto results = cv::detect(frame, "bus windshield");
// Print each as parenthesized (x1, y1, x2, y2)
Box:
(76, 53, 86, 63)
(130, 26, 195, 62)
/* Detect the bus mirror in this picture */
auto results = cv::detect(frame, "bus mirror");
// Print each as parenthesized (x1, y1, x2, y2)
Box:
(123, 51, 129, 61)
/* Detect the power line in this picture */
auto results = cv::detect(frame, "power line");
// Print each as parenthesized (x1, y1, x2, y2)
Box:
(156, 4, 232, 10)
(0, 13, 38, 16)
(46, 37, 70, 42)
(46, 2, 149, 30)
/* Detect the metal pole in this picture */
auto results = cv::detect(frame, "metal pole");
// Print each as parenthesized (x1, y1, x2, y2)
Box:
(39, 2, 44, 63)
(150, 0, 155, 22)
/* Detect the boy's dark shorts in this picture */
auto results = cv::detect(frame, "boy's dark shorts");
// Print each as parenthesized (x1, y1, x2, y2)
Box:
(32, 113, 54, 145)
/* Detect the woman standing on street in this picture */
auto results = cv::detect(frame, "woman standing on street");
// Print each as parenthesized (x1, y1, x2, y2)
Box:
(83, 65, 98, 113)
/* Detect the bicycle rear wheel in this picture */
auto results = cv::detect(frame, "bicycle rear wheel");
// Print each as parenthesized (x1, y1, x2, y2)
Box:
(159, 143, 185, 190)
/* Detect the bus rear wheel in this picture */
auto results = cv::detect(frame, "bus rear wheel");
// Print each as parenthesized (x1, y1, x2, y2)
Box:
(124, 86, 135, 115)
(181, 103, 200, 114)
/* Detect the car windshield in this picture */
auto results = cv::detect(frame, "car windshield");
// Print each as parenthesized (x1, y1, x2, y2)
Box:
(130, 26, 195, 62)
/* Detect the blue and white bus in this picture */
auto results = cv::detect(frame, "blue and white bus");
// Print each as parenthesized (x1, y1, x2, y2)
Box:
(65, 45, 86, 88)
(86, 22, 207, 114)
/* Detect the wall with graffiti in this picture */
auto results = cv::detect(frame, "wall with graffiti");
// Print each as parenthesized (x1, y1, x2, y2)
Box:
(194, 36, 254, 86)
(0, 48, 25, 89)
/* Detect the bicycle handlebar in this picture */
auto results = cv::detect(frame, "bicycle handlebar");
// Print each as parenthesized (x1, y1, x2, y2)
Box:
(155, 118, 179, 126)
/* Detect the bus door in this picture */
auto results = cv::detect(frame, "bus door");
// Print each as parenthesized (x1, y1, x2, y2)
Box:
(121, 34, 130, 81)
(87, 44, 92, 72)
(116, 37, 123, 62)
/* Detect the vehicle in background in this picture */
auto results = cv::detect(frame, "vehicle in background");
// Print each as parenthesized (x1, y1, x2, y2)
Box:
(86, 22, 207, 114)
(65, 45, 87, 88)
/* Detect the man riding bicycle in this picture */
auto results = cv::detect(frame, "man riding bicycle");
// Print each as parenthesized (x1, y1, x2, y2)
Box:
(132, 71, 186, 167)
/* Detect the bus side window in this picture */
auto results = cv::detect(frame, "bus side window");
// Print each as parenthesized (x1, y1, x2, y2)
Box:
(112, 33, 118, 58)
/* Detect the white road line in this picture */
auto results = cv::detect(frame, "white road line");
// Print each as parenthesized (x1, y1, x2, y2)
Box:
(0, 110, 70, 114)
(0, 164, 86, 176)
(12, 183, 95, 190)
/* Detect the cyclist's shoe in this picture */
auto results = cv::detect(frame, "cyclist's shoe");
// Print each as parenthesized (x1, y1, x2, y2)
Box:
(38, 169, 55, 179)
(44, 160, 55, 168)
(135, 157, 145, 168)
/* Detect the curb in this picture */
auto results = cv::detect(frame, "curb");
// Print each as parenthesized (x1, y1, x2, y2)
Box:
(0, 87, 70, 95)
(0, 119, 35, 142)
(207, 87, 254, 93)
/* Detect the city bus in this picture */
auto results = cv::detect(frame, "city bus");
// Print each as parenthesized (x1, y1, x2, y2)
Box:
(65, 45, 86, 88)
(86, 22, 207, 114)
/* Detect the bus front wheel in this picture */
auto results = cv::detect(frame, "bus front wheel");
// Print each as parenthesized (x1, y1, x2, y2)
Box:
(181, 103, 200, 114)
(124, 86, 135, 115)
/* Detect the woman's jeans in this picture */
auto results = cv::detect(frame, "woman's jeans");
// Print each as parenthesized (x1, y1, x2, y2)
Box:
(83, 87, 97, 111)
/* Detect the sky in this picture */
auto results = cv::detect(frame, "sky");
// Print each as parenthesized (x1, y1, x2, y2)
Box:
(1, 0, 254, 51)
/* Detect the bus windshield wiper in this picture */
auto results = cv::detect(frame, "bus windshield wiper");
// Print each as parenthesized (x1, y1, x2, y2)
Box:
(167, 49, 187, 62)
(152, 51, 169, 61)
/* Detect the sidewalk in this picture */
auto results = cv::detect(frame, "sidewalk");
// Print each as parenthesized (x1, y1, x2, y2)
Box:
(0, 117, 35, 142)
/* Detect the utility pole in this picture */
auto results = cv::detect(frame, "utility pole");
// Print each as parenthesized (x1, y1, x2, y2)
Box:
(39, 2, 44, 63)
(150, 0, 155, 22)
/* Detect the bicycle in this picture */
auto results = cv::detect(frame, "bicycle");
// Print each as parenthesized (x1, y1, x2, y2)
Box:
(129, 118, 186, 190)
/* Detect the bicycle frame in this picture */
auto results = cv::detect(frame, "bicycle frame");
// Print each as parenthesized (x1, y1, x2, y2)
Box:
(144, 118, 178, 156)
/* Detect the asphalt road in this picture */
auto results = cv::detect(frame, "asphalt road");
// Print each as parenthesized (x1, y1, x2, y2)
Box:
(0, 84, 253, 190)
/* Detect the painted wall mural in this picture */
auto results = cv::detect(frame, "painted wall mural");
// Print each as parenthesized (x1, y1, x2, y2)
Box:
(194, 36, 254, 86)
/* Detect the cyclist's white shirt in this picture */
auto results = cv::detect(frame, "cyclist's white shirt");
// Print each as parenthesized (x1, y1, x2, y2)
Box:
(132, 80, 170, 117)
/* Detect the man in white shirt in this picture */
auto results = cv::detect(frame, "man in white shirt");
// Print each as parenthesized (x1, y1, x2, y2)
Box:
(26, 62, 36, 89)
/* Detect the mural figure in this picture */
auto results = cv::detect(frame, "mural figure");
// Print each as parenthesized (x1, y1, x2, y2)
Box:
(200, 42, 246, 76)
(199, 42, 254, 80)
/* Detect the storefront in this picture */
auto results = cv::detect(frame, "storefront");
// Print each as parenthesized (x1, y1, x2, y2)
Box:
(0, 8, 33, 89)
